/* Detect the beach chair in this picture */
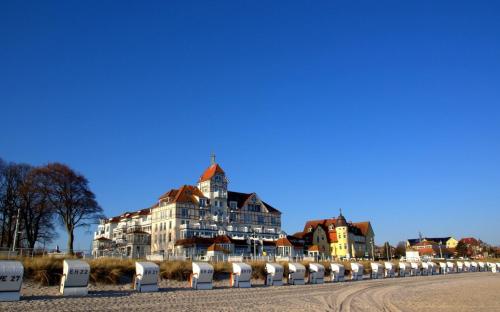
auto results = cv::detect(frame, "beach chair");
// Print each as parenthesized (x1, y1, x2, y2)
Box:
(230, 262, 252, 288)
(134, 262, 159, 292)
(191, 262, 214, 290)
(60, 260, 90, 296)
(265, 263, 284, 286)
(288, 263, 306, 285)
(330, 263, 345, 282)
(0, 260, 23, 301)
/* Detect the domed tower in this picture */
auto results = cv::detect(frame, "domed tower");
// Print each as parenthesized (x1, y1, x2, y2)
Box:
(335, 209, 350, 259)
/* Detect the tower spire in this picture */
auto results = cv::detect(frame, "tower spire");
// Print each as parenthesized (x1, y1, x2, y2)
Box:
(210, 153, 216, 165)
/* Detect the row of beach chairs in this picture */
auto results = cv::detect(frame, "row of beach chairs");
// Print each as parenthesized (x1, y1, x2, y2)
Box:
(0, 259, 498, 301)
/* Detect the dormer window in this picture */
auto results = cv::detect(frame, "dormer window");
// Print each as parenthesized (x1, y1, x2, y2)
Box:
(308, 226, 313, 233)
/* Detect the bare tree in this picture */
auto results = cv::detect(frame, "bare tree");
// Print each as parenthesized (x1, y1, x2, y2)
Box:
(39, 163, 103, 254)
(0, 161, 29, 248)
(19, 167, 57, 249)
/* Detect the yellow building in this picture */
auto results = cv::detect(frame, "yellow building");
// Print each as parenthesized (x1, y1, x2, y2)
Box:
(295, 211, 375, 260)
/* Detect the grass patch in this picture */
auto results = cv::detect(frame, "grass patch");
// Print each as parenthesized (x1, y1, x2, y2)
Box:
(7, 256, 499, 286)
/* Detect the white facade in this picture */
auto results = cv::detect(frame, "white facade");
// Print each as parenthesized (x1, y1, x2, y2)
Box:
(151, 159, 282, 256)
(93, 208, 152, 258)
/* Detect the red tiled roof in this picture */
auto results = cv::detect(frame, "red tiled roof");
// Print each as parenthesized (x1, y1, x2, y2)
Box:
(276, 237, 292, 247)
(159, 185, 206, 204)
(292, 231, 307, 239)
(207, 244, 229, 252)
(158, 188, 179, 200)
(108, 216, 121, 223)
(352, 222, 371, 236)
(308, 245, 320, 251)
(418, 247, 437, 256)
(106, 207, 151, 223)
(199, 164, 225, 182)
(135, 208, 151, 216)
(213, 235, 232, 244)
(304, 219, 336, 232)
(304, 218, 370, 238)
(173, 185, 206, 203)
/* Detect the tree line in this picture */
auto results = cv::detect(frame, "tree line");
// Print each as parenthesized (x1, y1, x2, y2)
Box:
(0, 158, 104, 254)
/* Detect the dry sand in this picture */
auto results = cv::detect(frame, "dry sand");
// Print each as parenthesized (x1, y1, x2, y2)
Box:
(1, 272, 499, 311)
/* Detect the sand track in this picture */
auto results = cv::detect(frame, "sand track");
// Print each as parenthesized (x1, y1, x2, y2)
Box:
(1, 273, 499, 311)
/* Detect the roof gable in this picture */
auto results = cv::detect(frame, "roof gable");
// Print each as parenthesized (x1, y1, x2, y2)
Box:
(199, 164, 225, 182)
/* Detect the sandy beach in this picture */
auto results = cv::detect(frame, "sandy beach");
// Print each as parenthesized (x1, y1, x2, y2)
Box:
(1, 272, 499, 312)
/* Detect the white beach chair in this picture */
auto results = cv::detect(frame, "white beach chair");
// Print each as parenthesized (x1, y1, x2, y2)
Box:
(231, 262, 252, 288)
(60, 260, 90, 296)
(191, 262, 214, 290)
(134, 262, 159, 292)
(351, 263, 364, 281)
(384, 262, 395, 278)
(0, 260, 23, 301)
(399, 262, 410, 277)
(370, 263, 384, 279)
(330, 263, 345, 282)
(308, 263, 325, 284)
(265, 263, 284, 286)
(288, 263, 306, 285)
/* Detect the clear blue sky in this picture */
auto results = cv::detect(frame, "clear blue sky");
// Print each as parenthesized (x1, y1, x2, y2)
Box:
(1, 1, 500, 251)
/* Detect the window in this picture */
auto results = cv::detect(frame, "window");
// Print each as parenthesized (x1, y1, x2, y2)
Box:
(247, 204, 261, 212)
(258, 215, 265, 224)
(244, 214, 251, 224)
(230, 201, 237, 209)
(200, 199, 206, 207)
(181, 208, 188, 218)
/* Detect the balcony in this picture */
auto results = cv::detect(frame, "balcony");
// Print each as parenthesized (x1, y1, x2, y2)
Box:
(126, 225, 143, 233)
(116, 238, 127, 245)
(126, 234, 151, 245)
(213, 190, 227, 198)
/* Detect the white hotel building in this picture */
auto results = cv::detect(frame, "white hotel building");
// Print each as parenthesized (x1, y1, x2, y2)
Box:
(93, 156, 282, 258)
(152, 156, 282, 256)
